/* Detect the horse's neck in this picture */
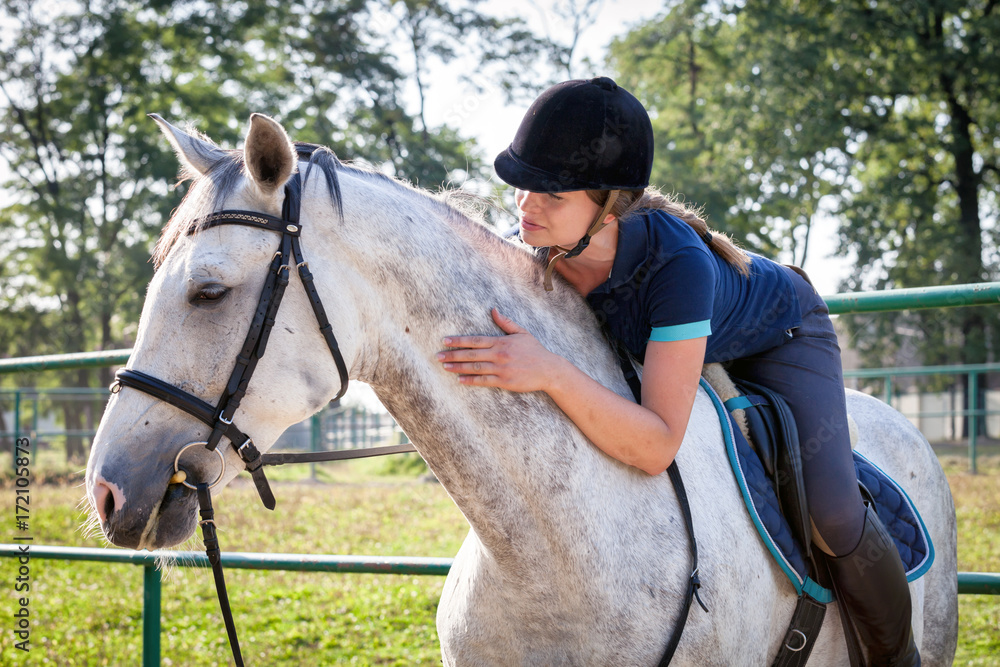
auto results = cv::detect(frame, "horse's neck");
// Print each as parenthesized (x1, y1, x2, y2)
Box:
(371, 350, 602, 564)
(321, 178, 645, 564)
(322, 194, 614, 560)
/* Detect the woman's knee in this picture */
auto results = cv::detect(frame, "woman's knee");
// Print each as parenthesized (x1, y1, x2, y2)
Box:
(809, 496, 866, 556)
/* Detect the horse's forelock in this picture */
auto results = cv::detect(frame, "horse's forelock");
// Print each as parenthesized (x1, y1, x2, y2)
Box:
(152, 150, 245, 268)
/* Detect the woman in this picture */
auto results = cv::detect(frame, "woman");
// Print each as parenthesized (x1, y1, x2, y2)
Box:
(437, 77, 919, 665)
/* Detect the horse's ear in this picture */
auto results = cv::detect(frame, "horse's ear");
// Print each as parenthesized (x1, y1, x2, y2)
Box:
(149, 114, 227, 176)
(243, 113, 296, 195)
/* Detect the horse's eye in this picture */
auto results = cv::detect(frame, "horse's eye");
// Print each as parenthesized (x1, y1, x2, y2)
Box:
(191, 284, 230, 304)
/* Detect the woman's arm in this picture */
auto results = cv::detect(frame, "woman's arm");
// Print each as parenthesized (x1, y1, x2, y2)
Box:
(438, 309, 705, 475)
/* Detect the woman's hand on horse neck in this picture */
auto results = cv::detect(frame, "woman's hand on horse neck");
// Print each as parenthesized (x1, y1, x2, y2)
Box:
(438, 309, 706, 476)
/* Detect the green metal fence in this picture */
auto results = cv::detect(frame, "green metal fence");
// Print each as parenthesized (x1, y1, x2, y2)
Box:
(1, 387, 406, 474)
(0, 544, 996, 667)
(0, 544, 1000, 667)
(0, 544, 452, 667)
(2, 281, 999, 664)
(843, 363, 1000, 474)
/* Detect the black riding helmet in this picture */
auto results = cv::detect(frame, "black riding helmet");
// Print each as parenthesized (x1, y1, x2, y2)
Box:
(494, 76, 653, 193)
(494, 77, 654, 289)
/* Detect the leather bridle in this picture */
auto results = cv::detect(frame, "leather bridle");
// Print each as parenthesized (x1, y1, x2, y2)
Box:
(109, 144, 412, 666)
(113, 144, 356, 509)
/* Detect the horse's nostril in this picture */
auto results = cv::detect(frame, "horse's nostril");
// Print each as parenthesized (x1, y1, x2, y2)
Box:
(92, 478, 126, 525)
(103, 486, 116, 520)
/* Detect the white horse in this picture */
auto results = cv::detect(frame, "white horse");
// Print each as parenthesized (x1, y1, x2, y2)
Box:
(86, 114, 958, 665)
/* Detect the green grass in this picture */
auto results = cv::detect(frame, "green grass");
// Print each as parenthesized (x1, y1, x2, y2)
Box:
(1, 457, 998, 665)
(945, 456, 1000, 666)
(2, 467, 466, 666)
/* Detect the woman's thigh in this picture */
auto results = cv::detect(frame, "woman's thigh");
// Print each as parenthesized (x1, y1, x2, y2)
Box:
(728, 296, 866, 554)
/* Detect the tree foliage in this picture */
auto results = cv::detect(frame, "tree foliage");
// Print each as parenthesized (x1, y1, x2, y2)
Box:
(0, 0, 557, 458)
(612, 0, 1000, 370)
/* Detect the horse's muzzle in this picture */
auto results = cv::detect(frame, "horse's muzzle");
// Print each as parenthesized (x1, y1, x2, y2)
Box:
(92, 468, 200, 549)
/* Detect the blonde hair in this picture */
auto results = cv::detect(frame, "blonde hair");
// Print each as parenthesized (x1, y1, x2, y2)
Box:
(586, 188, 751, 277)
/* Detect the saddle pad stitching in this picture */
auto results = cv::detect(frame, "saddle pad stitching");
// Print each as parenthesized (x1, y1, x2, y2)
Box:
(700, 378, 810, 595)
(852, 451, 936, 582)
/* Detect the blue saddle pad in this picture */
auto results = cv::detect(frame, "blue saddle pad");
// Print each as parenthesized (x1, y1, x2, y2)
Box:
(699, 379, 935, 601)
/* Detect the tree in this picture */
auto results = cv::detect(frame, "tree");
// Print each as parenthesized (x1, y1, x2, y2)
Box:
(611, 1, 1000, 374)
(0, 0, 552, 460)
(611, 5, 845, 261)
(0, 0, 234, 459)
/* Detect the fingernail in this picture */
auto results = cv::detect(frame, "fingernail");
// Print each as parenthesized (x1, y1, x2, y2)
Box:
(436, 353, 445, 361)
(443, 338, 452, 345)
(443, 363, 454, 370)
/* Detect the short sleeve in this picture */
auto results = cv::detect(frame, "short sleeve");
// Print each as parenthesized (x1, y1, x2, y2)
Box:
(646, 246, 715, 342)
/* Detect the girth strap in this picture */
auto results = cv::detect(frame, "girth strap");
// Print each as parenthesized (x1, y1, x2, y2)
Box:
(771, 593, 827, 666)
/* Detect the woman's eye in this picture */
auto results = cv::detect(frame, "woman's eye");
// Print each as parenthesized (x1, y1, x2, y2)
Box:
(192, 284, 230, 304)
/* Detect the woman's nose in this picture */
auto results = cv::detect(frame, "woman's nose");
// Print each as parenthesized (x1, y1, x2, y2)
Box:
(516, 189, 538, 212)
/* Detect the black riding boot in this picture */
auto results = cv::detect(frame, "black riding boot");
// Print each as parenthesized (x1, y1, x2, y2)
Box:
(827, 505, 920, 667)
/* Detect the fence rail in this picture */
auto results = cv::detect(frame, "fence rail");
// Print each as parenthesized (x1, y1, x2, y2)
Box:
(1, 386, 407, 472)
(0, 544, 451, 667)
(0, 282, 997, 378)
(0, 544, 996, 667)
(2, 281, 1000, 665)
(823, 281, 1000, 314)
(841, 362, 1000, 474)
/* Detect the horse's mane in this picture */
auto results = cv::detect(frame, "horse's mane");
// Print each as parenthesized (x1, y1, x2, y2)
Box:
(152, 147, 542, 290)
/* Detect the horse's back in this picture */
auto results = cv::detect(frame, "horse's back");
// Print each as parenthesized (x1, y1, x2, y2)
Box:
(847, 389, 958, 666)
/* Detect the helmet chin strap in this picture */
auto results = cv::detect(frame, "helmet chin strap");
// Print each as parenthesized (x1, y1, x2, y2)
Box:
(543, 189, 620, 291)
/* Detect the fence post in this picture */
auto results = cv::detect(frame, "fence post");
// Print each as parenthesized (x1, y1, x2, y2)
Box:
(12, 390, 20, 469)
(143, 563, 161, 667)
(31, 391, 39, 440)
(310, 413, 321, 480)
(969, 371, 979, 475)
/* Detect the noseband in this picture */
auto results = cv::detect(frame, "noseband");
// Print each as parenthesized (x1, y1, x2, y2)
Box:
(108, 144, 413, 666)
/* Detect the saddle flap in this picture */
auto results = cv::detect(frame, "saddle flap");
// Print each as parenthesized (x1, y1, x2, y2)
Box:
(731, 379, 812, 564)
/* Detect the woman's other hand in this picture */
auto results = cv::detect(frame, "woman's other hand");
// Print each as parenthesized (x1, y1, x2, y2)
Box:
(438, 308, 565, 393)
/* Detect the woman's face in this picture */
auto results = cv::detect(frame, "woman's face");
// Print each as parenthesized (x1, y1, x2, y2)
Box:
(515, 189, 601, 248)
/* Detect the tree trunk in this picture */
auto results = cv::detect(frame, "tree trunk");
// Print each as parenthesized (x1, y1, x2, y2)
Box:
(941, 60, 987, 436)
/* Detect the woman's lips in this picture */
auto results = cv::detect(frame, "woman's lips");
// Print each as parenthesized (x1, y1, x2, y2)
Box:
(520, 218, 544, 232)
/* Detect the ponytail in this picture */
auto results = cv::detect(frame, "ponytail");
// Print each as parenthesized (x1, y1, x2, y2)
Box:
(586, 188, 751, 277)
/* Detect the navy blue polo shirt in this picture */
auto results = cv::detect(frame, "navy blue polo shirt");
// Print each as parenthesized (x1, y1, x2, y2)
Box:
(582, 209, 802, 364)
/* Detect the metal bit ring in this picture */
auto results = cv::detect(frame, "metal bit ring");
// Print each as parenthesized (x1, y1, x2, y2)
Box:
(173, 441, 227, 490)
